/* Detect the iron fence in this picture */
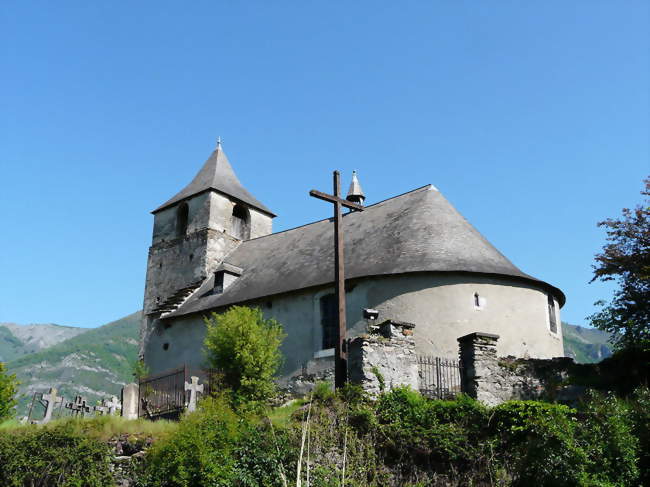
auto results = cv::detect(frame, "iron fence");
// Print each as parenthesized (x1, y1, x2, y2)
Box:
(138, 365, 219, 420)
(418, 356, 463, 399)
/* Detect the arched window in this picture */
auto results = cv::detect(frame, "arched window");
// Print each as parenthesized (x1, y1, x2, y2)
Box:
(320, 293, 337, 349)
(231, 204, 250, 240)
(474, 292, 480, 307)
(176, 202, 189, 237)
(547, 294, 557, 333)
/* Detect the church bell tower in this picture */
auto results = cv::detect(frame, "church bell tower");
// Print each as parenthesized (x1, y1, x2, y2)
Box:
(141, 141, 274, 353)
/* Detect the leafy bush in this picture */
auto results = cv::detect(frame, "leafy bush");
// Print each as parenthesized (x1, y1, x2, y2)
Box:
(141, 394, 297, 487)
(629, 387, 650, 486)
(576, 391, 639, 486)
(140, 396, 242, 487)
(203, 306, 286, 406)
(0, 362, 18, 421)
(0, 421, 113, 487)
(490, 401, 588, 487)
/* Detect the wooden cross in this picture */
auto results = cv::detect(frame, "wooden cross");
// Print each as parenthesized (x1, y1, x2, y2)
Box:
(310, 171, 364, 388)
(184, 376, 204, 412)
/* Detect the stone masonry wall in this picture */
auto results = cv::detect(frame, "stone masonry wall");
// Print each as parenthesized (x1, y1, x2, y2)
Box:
(458, 332, 582, 406)
(348, 320, 419, 396)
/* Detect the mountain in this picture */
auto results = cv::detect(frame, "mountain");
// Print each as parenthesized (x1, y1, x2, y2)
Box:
(562, 322, 613, 363)
(0, 323, 86, 362)
(6, 311, 141, 418)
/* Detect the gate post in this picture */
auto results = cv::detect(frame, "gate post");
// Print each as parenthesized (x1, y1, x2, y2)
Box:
(457, 332, 500, 405)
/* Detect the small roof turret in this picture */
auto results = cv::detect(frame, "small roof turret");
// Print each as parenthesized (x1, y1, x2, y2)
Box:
(346, 171, 365, 204)
(153, 141, 275, 216)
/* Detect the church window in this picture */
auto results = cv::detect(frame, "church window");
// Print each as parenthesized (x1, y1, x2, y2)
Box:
(474, 292, 480, 307)
(320, 293, 337, 350)
(163, 342, 169, 351)
(176, 202, 189, 237)
(547, 294, 557, 333)
(231, 204, 250, 240)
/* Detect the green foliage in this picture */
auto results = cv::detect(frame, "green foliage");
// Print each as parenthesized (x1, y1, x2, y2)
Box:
(589, 176, 650, 351)
(490, 401, 588, 487)
(132, 358, 150, 381)
(576, 391, 639, 486)
(629, 387, 650, 486)
(0, 420, 113, 487)
(0, 362, 18, 421)
(203, 306, 285, 407)
(141, 395, 294, 487)
(311, 380, 335, 403)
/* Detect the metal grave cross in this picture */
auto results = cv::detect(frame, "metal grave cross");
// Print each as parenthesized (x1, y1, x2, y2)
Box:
(184, 376, 204, 412)
(35, 388, 62, 424)
(66, 395, 91, 417)
(310, 171, 364, 388)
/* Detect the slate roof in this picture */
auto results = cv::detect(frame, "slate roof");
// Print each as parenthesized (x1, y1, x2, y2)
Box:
(166, 185, 565, 319)
(153, 145, 275, 215)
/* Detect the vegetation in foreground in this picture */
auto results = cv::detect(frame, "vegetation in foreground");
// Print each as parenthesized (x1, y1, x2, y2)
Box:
(0, 385, 648, 487)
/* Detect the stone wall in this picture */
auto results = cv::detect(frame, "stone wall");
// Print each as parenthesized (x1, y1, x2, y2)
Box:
(348, 320, 418, 396)
(458, 332, 582, 406)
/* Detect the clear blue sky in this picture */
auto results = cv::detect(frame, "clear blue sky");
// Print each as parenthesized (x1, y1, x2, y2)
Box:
(1, 1, 648, 328)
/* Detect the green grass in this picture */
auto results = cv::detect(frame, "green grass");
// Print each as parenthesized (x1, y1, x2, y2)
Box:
(266, 399, 305, 427)
(0, 414, 178, 442)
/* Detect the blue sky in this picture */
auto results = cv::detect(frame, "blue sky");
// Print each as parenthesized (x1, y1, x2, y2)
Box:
(1, 1, 648, 328)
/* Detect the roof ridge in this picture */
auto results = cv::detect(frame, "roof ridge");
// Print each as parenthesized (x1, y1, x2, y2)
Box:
(242, 184, 437, 243)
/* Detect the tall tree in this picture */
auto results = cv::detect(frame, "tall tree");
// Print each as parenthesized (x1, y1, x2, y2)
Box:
(589, 177, 650, 351)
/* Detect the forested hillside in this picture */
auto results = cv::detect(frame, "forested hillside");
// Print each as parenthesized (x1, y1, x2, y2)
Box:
(6, 312, 141, 417)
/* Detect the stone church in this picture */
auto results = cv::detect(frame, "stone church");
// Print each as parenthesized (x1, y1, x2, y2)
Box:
(141, 142, 565, 381)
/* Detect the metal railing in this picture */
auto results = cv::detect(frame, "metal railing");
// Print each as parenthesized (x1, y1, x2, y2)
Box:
(138, 365, 219, 420)
(418, 356, 463, 399)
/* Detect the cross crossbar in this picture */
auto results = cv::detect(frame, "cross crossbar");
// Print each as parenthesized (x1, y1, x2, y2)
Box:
(308, 190, 364, 211)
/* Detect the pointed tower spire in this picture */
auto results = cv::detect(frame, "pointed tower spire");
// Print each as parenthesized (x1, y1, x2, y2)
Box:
(346, 171, 365, 204)
(153, 143, 275, 216)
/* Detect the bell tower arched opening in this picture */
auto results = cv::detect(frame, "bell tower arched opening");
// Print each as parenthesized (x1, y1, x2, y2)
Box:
(231, 204, 250, 240)
(176, 202, 189, 237)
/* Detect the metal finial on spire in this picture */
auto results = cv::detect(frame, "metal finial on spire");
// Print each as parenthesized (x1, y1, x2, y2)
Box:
(346, 170, 365, 205)
(216, 136, 222, 149)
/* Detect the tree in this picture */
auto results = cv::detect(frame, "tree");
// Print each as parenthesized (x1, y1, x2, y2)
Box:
(203, 306, 286, 405)
(0, 362, 19, 421)
(589, 176, 650, 351)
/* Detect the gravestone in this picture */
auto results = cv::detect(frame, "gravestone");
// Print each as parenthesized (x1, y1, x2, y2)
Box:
(184, 376, 204, 412)
(121, 383, 139, 420)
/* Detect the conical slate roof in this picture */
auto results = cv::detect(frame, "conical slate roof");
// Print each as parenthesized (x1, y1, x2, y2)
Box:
(167, 185, 564, 318)
(153, 145, 275, 215)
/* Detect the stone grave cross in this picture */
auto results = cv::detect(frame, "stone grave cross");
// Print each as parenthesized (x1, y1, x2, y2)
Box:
(184, 376, 204, 412)
(36, 388, 62, 424)
(103, 395, 122, 415)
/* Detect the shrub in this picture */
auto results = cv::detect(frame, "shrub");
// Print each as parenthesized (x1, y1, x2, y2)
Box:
(203, 306, 286, 407)
(140, 396, 242, 487)
(490, 401, 588, 487)
(629, 386, 650, 486)
(0, 362, 18, 421)
(0, 421, 113, 487)
(576, 391, 639, 486)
